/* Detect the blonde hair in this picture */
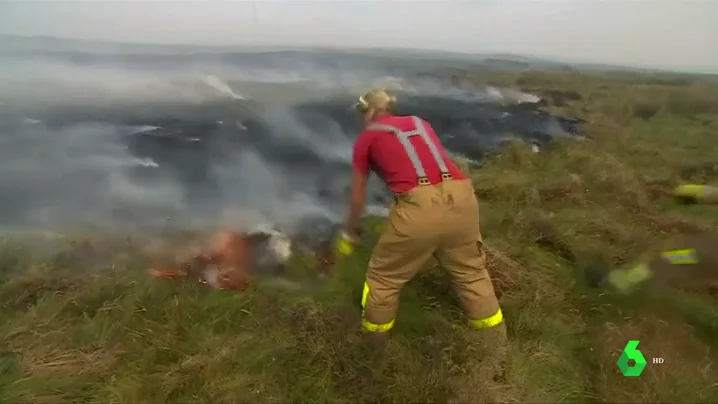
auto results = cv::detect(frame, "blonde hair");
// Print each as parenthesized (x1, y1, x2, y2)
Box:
(356, 88, 397, 113)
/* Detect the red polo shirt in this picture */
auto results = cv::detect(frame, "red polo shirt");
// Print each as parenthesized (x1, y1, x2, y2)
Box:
(352, 114, 467, 194)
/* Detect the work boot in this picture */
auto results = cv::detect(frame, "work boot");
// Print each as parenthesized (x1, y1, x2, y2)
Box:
(450, 323, 510, 403)
(363, 330, 390, 350)
(473, 322, 509, 380)
(357, 330, 389, 368)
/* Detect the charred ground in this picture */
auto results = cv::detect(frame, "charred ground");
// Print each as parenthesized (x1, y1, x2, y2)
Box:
(2, 68, 718, 403)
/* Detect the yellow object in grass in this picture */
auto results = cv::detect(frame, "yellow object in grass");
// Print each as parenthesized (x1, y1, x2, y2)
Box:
(334, 231, 356, 256)
(607, 264, 653, 293)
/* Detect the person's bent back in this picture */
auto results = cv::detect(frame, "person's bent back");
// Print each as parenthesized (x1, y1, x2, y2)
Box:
(338, 88, 507, 352)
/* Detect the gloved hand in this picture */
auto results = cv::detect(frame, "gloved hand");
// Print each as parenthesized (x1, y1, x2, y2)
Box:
(606, 264, 653, 293)
(334, 230, 358, 256)
(584, 262, 653, 293)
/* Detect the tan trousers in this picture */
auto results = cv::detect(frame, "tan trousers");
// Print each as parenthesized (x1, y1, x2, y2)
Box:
(361, 179, 503, 332)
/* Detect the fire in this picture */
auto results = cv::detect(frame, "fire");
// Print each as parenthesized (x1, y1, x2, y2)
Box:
(147, 223, 339, 292)
(149, 229, 252, 291)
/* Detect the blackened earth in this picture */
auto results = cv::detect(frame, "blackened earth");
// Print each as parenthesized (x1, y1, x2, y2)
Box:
(0, 49, 584, 241)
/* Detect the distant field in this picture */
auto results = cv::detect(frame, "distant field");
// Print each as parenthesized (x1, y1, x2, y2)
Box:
(2, 68, 718, 403)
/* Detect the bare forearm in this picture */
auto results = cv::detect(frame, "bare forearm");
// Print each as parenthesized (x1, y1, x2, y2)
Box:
(345, 197, 365, 235)
(345, 169, 368, 235)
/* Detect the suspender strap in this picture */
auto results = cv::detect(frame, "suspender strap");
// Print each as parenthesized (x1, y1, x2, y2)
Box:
(367, 116, 452, 185)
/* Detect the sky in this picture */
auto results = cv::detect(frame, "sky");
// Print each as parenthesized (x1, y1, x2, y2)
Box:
(0, 0, 716, 72)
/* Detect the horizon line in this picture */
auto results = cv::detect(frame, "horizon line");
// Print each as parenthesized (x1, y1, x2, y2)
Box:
(2, 33, 716, 76)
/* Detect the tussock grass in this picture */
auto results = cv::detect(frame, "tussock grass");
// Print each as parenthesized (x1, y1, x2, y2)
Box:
(2, 69, 718, 403)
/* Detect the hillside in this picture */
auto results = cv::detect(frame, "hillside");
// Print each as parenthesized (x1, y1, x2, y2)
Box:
(2, 68, 718, 403)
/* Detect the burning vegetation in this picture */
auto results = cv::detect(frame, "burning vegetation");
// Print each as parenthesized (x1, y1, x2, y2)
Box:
(147, 224, 334, 291)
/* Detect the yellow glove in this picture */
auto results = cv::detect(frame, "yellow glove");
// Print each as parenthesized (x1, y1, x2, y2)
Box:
(334, 230, 358, 256)
(606, 264, 653, 293)
(673, 184, 704, 200)
(673, 184, 718, 204)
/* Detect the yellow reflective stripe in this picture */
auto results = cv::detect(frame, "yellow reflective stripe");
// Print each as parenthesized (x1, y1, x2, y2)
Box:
(662, 249, 699, 265)
(608, 264, 653, 292)
(361, 282, 369, 309)
(469, 308, 504, 329)
(362, 318, 395, 332)
(673, 184, 705, 198)
(360, 282, 394, 332)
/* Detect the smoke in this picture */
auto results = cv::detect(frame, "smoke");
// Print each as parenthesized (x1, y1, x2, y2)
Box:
(0, 120, 185, 232)
(0, 46, 582, 238)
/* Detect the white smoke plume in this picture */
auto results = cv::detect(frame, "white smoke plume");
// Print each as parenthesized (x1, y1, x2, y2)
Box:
(0, 42, 580, 239)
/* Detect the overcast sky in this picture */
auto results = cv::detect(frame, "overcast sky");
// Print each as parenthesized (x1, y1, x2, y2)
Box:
(1, 0, 716, 72)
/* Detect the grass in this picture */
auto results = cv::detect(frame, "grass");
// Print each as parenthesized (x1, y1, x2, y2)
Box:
(2, 68, 718, 403)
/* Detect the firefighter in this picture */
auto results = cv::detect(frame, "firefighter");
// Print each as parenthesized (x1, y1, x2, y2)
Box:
(335, 88, 507, 347)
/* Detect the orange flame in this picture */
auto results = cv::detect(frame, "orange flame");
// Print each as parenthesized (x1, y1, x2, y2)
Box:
(149, 229, 252, 290)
